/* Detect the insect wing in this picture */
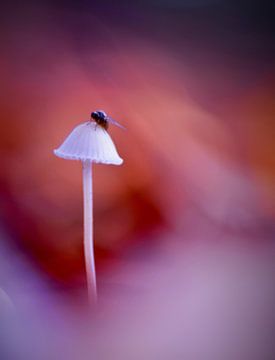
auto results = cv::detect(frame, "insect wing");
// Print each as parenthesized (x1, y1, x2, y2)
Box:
(106, 116, 126, 130)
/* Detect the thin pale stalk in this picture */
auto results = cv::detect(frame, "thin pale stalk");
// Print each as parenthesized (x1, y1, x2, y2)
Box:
(82, 160, 97, 303)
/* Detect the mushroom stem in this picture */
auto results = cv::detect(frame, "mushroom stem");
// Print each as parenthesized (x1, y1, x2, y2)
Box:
(82, 160, 97, 304)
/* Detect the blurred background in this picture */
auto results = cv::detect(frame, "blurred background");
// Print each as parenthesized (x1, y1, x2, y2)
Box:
(0, 1, 275, 359)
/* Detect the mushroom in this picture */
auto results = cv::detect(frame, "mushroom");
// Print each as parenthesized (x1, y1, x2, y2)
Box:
(54, 117, 123, 303)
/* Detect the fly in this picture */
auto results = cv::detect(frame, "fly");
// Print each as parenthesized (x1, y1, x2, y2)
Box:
(91, 110, 125, 130)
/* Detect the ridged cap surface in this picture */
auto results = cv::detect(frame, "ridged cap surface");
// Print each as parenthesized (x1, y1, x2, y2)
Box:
(54, 121, 123, 165)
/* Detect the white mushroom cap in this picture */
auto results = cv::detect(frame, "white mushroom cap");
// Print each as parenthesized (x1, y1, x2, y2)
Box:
(54, 121, 123, 165)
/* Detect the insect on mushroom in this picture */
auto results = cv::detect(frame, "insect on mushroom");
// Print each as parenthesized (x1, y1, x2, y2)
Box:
(91, 110, 126, 130)
(54, 114, 123, 304)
